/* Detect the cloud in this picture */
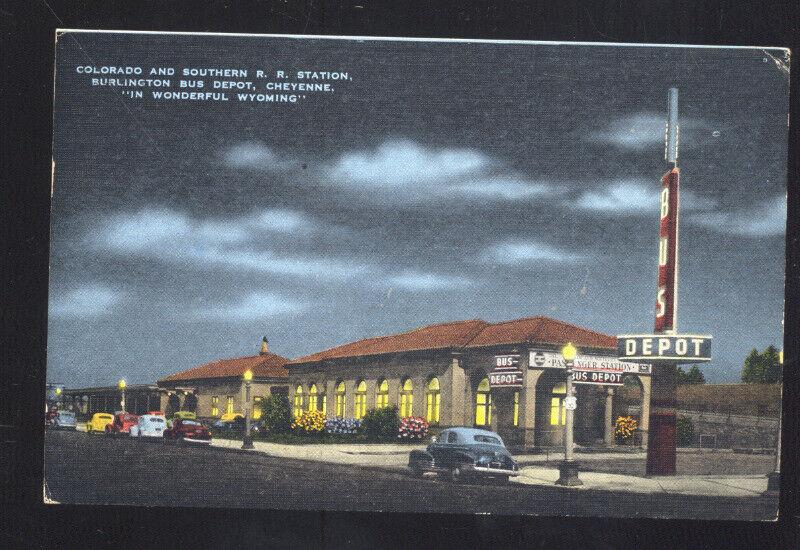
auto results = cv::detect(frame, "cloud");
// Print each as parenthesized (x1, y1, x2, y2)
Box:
(91, 207, 366, 279)
(587, 114, 713, 151)
(50, 284, 120, 318)
(222, 142, 299, 171)
(687, 195, 786, 237)
(575, 180, 718, 215)
(196, 291, 306, 320)
(329, 139, 492, 188)
(449, 177, 556, 201)
(482, 240, 584, 265)
(387, 270, 472, 291)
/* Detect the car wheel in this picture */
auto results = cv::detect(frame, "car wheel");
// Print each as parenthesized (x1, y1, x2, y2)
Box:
(497, 476, 510, 485)
(410, 464, 425, 478)
(449, 466, 467, 483)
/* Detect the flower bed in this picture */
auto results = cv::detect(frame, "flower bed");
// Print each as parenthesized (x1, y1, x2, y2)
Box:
(398, 416, 429, 440)
(325, 417, 362, 435)
(291, 410, 326, 434)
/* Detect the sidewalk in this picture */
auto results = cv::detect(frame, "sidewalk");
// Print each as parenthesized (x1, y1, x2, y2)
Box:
(210, 439, 770, 497)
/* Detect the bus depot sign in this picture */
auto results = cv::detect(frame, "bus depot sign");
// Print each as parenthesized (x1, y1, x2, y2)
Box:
(617, 334, 712, 363)
(489, 354, 523, 388)
(528, 351, 651, 375)
(571, 370, 623, 385)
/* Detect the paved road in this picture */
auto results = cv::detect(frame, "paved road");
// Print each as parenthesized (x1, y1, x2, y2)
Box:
(44, 431, 777, 520)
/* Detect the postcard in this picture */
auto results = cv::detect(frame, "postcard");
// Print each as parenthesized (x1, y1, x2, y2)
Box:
(44, 31, 790, 520)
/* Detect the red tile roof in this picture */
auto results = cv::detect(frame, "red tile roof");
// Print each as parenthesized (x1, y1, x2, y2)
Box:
(466, 316, 616, 349)
(288, 316, 615, 365)
(160, 352, 288, 383)
(289, 319, 489, 364)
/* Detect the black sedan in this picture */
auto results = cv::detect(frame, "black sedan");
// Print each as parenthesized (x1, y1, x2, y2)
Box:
(408, 427, 519, 483)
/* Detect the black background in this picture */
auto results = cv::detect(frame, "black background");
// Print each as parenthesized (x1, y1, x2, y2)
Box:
(2, 1, 798, 547)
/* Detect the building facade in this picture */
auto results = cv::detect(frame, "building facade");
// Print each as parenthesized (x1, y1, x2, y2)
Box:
(286, 317, 651, 450)
(157, 338, 289, 420)
(61, 384, 162, 417)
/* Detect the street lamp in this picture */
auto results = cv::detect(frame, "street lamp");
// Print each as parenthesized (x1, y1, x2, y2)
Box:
(242, 369, 254, 450)
(118, 379, 126, 413)
(557, 342, 582, 486)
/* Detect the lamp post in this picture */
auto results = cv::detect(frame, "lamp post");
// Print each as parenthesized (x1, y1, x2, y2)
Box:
(242, 369, 254, 450)
(557, 342, 582, 486)
(118, 379, 126, 413)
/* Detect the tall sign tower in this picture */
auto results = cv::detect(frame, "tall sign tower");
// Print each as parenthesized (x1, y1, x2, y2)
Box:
(617, 88, 712, 476)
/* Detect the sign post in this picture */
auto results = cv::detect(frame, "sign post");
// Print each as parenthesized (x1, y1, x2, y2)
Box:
(618, 88, 711, 476)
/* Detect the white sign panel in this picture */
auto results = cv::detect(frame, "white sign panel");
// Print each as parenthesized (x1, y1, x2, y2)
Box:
(528, 350, 651, 375)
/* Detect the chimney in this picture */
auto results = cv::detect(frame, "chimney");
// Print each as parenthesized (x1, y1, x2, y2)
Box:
(259, 336, 269, 355)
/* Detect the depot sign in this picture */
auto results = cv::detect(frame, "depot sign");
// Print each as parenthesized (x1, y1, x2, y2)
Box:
(571, 371, 623, 385)
(617, 334, 712, 363)
(528, 351, 652, 375)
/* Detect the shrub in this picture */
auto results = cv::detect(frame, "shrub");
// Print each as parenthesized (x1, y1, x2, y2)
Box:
(398, 416, 429, 440)
(260, 394, 292, 433)
(292, 410, 326, 434)
(677, 415, 695, 447)
(615, 415, 638, 443)
(325, 417, 362, 435)
(362, 406, 401, 441)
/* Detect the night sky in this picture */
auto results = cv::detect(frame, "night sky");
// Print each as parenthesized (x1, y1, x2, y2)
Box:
(48, 32, 790, 387)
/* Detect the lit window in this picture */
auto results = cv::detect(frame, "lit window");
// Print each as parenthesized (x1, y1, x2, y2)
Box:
(399, 378, 413, 417)
(321, 394, 327, 415)
(226, 396, 234, 415)
(474, 378, 492, 427)
(426, 377, 440, 423)
(308, 384, 318, 411)
(354, 380, 367, 419)
(335, 382, 346, 418)
(375, 379, 389, 408)
(513, 391, 519, 427)
(550, 382, 566, 426)
(211, 396, 219, 417)
(293, 385, 304, 418)
(253, 396, 262, 420)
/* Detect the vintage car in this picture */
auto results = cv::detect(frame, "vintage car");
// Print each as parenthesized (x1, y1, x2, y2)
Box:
(85, 412, 114, 433)
(219, 412, 243, 422)
(130, 413, 167, 437)
(166, 410, 197, 428)
(49, 410, 77, 430)
(408, 427, 520, 483)
(163, 418, 212, 444)
(105, 412, 140, 435)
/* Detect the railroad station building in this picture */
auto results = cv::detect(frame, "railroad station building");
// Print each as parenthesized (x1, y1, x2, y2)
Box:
(157, 337, 289, 420)
(286, 316, 652, 450)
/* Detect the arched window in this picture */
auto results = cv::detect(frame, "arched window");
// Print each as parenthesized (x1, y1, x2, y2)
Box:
(399, 378, 414, 417)
(293, 385, 304, 418)
(354, 380, 367, 419)
(426, 377, 440, 423)
(513, 391, 520, 427)
(375, 379, 389, 408)
(225, 396, 234, 416)
(335, 382, 346, 418)
(308, 384, 318, 411)
(211, 396, 219, 417)
(550, 382, 566, 426)
(474, 378, 492, 426)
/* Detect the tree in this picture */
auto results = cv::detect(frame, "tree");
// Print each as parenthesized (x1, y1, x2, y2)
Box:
(676, 366, 689, 385)
(684, 365, 706, 385)
(741, 348, 764, 383)
(762, 345, 782, 383)
(260, 394, 292, 433)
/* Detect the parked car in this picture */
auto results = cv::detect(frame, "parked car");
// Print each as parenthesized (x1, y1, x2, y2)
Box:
(219, 412, 243, 422)
(85, 413, 114, 433)
(167, 411, 197, 428)
(50, 410, 77, 430)
(408, 427, 519, 483)
(163, 418, 212, 444)
(130, 414, 167, 438)
(105, 412, 139, 436)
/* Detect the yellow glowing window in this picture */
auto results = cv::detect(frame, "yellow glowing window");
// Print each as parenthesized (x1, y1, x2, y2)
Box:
(426, 377, 440, 423)
(321, 394, 327, 415)
(513, 391, 519, 427)
(211, 396, 219, 417)
(399, 378, 413, 417)
(225, 396, 234, 415)
(354, 380, 367, 419)
(474, 378, 492, 426)
(253, 396, 262, 420)
(550, 382, 566, 426)
(335, 382, 346, 418)
(308, 384, 318, 411)
(375, 379, 389, 408)
(293, 385, 304, 418)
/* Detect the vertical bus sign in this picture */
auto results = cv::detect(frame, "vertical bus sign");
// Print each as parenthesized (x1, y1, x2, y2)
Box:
(655, 87, 680, 334)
